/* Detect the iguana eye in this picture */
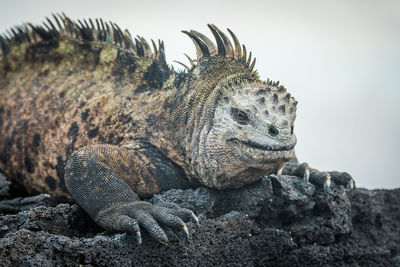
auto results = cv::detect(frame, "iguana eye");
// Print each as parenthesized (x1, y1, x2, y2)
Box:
(231, 107, 249, 125)
(269, 126, 279, 136)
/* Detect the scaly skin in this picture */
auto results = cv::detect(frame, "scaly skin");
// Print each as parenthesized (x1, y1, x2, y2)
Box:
(0, 15, 354, 244)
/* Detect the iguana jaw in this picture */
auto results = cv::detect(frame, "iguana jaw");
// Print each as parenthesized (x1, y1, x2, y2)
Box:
(190, 132, 296, 190)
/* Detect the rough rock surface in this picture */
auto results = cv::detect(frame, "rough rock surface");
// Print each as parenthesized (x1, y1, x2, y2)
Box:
(0, 172, 399, 266)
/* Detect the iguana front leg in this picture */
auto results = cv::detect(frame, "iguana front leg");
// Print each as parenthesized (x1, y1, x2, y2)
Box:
(281, 156, 355, 191)
(65, 144, 197, 244)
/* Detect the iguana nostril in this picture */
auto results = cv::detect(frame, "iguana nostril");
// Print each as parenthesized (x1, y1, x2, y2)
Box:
(269, 126, 279, 136)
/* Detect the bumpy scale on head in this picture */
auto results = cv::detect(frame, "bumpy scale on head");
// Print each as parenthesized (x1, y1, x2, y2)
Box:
(202, 82, 297, 189)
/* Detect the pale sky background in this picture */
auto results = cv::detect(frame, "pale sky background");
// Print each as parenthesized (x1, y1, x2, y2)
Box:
(0, 0, 399, 189)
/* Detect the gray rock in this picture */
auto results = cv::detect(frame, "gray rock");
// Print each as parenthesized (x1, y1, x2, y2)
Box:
(0, 174, 399, 266)
(0, 194, 55, 214)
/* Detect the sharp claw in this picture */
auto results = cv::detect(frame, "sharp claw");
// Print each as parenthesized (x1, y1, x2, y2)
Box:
(304, 167, 310, 183)
(277, 167, 283, 175)
(136, 230, 142, 245)
(158, 234, 169, 246)
(191, 212, 200, 227)
(324, 173, 331, 192)
(348, 179, 355, 190)
(183, 223, 189, 238)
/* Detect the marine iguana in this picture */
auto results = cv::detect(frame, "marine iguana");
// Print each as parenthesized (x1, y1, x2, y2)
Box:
(0, 14, 354, 244)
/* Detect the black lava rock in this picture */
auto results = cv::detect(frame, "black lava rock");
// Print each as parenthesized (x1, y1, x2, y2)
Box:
(0, 173, 399, 266)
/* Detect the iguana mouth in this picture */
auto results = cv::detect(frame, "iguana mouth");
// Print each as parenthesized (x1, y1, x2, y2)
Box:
(230, 138, 294, 152)
(228, 138, 295, 162)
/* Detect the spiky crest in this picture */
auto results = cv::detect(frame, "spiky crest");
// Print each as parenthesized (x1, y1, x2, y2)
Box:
(181, 24, 256, 73)
(0, 13, 165, 62)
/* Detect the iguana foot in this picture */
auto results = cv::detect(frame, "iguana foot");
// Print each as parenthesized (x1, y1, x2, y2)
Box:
(283, 162, 355, 191)
(65, 145, 200, 245)
(153, 197, 200, 227)
(95, 201, 198, 245)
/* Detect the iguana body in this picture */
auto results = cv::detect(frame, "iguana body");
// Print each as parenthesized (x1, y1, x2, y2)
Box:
(0, 15, 352, 243)
(0, 31, 181, 200)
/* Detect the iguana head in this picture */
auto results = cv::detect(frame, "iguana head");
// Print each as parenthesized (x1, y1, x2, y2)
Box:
(208, 80, 297, 188)
(174, 25, 297, 189)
